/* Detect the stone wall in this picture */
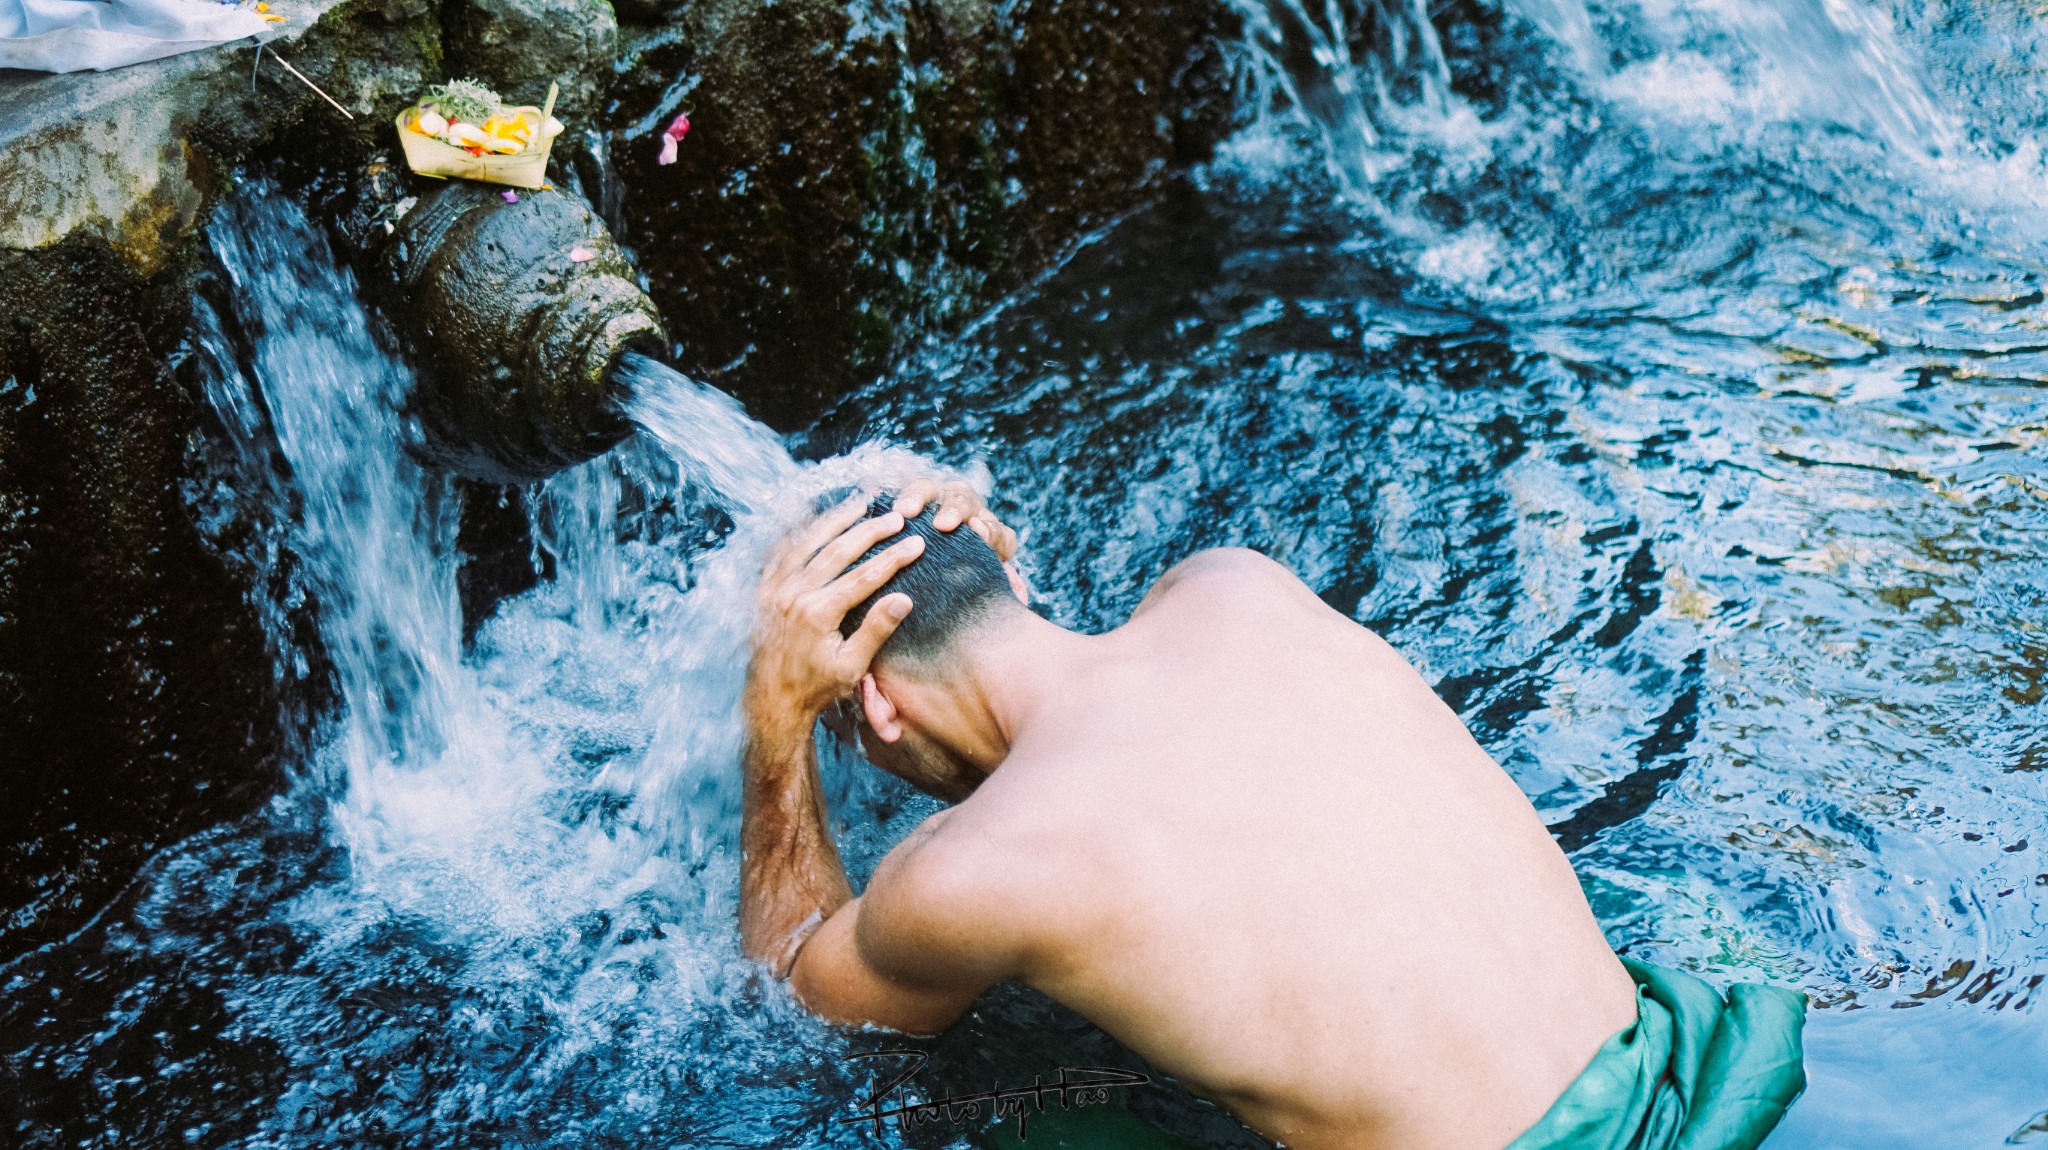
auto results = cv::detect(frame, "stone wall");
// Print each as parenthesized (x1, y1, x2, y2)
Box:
(0, 0, 1243, 957)
(0, 0, 444, 959)
(0, 240, 288, 951)
(606, 0, 1242, 428)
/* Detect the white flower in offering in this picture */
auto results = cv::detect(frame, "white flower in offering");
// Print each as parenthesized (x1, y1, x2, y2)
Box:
(424, 78, 501, 124)
(395, 77, 560, 186)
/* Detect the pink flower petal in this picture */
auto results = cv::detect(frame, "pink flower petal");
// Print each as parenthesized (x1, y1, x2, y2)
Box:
(666, 113, 690, 141)
(500, 190, 519, 203)
(568, 246, 596, 263)
(657, 134, 679, 166)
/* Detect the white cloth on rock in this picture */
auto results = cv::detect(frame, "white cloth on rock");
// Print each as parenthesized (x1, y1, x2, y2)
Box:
(2, 0, 270, 73)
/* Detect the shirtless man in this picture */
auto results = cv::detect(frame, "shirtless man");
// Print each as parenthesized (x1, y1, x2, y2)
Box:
(739, 480, 1805, 1150)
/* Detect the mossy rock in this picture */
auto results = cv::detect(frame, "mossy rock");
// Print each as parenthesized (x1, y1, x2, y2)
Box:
(441, 0, 620, 122)
(608, 0, 1241, 429)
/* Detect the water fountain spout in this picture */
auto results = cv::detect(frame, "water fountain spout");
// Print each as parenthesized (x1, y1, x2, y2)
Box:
(386, 181, 667, 484)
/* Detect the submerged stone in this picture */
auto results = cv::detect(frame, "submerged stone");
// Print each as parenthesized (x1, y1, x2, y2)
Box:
(387, 181, 664, 483)
(608, 0, 1243, 428)
(442, 0, 620, 122)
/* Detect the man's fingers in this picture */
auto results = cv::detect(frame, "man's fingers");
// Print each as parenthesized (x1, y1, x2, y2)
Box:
(969, 513, 1019, 561)
(801, 476, 1015, 575)
(890, 476, 1014, 545)
(841, 592, 912, 669)
(893, 477, 981, 532)
(892, 478, 940, 521)
(818, 534, 925, 614)
(801, 510, 908, 585)
(933, 482, 981, 532)
(776, 493, 870, 578)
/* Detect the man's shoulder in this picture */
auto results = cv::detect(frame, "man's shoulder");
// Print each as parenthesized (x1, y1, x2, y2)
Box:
(1135, 547, 1319, 619)
(869, 786, 1075, 904)
(1164, 546, 1301, 585)
(857, 800, 1077, 977)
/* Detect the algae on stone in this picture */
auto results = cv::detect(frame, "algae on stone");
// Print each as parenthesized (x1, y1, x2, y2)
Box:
(387, 181, 661, 482)
(606, 0, 1241, 428)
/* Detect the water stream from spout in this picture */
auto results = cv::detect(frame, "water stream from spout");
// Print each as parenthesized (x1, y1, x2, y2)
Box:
(609, 350, 800, 515)
(11, 0, 2048, 1141)
(163, 183, 968, 1146)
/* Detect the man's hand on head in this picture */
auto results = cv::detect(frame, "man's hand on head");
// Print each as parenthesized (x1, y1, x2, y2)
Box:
(891, 477, 1019, 563)
(891, 475, 1029, 604)
(746, 476, 1022, 744)
(746, 495, 925, 737)
(738, 477, 1024, 1027)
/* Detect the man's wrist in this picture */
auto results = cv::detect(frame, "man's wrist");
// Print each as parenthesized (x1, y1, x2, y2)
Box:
(743, 686, 821, 750)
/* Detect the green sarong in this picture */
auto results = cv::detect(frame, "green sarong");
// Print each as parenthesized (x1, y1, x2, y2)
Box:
(980, 1104, 1194, 1150)
(981, 959, 1805, 1150)
(1508, 958, 1807, 1150)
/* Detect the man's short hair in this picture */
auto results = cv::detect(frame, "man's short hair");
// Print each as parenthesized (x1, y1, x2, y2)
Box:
(836, 492, 1013, 665)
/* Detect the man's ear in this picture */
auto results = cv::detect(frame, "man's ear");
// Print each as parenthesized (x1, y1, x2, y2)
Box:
(861, 673, 904, 743)
(1004, 561, 1029, 604)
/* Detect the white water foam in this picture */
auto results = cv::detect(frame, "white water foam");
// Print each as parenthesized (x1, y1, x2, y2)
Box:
(197, 183, 972, 1141)
(1221, 0, 2048, 318)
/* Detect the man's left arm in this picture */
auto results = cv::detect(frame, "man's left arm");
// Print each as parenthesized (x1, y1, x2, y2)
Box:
(739, 479, 1020, 1030)
(738, 700, 857, 973)
(745, 690, 999, 1036)
(739, 495, 918, 969)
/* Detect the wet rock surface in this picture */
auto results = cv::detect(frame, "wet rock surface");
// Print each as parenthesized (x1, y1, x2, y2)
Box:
(606, 0, 1242, 427)
(442, 0, 620, 121)
(0, 0, 443, 958)
(0, 240, 285, 955)
(387, 181, 660, 483)
(0, 0, 1245, 953)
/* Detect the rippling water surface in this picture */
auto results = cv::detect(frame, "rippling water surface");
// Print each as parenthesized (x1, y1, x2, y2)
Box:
(7, 0, 2048, 1145)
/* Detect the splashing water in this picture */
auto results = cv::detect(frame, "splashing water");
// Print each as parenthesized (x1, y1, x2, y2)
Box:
(11, 0, 2048, 1145)
(1228, 0, 1463, 201)
(1, 183, 1028, 1149)
(203, 189, 465, 789)
(1233, 0, 1982, 264)
(1507, 0, 1961, 156)
(820, 0, 2048, 1142)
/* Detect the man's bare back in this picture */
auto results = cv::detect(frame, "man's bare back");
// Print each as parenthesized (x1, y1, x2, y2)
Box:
(737, 485, 1640, 1150)
(864, 549, 1637, 1149)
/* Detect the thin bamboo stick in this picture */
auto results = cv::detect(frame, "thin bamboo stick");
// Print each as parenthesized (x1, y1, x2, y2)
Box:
(267, 50, 356, 121)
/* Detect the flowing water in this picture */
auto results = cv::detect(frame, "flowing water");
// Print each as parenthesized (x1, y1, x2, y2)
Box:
(8, 0, 2048, 1145)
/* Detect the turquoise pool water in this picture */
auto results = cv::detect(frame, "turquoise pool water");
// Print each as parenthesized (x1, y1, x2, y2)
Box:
(6, 0, 2048, 1144)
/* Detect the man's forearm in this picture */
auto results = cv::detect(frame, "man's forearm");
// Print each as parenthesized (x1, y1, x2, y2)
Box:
(739, 701, 854, 974)
(735, 491, 939, 974)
